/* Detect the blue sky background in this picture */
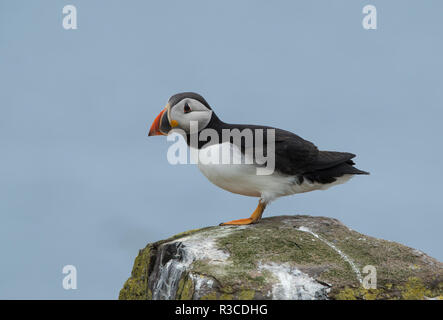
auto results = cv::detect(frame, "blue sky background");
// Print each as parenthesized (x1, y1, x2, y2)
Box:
(0, 1, 442, 299)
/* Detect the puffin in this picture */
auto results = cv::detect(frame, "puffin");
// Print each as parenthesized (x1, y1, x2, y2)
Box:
(148, 92, 369, 226)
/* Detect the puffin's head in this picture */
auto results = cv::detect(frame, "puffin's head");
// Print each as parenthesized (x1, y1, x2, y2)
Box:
(148, 92, 213, 136)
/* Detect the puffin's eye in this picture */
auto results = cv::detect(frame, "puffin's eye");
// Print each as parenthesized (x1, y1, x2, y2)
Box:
(184, 103, 191, 114)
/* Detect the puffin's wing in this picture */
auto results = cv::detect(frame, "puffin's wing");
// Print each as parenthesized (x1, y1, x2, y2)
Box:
(308, 150, 356, 170)
(273, 128, 320, 175)
(273, 129, 360, 176)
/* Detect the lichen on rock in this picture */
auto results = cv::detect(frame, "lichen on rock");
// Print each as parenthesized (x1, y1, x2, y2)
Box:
(119, 215, 443, 300)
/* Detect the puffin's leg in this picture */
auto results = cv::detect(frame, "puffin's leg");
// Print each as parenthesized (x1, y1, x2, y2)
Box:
(219, 200, 267, 226)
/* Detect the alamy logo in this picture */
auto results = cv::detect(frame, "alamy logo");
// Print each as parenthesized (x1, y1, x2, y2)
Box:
(63, 5, 78, 30)
(362, 265, 377, 289)
(62, 265, 77, 290)
(165, 121, 276, 175)
(362, 5, 377, 30)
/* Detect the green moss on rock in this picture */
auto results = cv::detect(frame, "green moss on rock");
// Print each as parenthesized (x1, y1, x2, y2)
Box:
(238, 290, 256, 300)
(401, 277, 432, 300)
(200, 292, 218, 300)
(176, 274, 194, 300)
(119, 245, 154, 300)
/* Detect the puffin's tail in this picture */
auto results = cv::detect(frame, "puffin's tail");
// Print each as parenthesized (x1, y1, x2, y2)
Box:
(343, 159, 370, 175)
(303, 155, 369, 184)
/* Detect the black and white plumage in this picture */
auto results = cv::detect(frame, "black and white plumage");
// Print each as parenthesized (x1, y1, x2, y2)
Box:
(149, 92, 369, 225)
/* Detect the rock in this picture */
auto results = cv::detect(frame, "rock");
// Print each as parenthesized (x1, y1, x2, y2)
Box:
(119, 215, 443, 300)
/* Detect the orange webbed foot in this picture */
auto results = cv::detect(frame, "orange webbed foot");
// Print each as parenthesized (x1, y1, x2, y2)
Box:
(219, 201, 267, 226)
(219, 218, 255, 226)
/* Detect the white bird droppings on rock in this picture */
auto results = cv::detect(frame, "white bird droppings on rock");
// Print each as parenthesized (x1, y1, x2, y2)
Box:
(259, 263, 329, 300)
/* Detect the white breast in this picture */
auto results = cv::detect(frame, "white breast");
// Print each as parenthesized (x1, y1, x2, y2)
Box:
(196, 142, 353, 203)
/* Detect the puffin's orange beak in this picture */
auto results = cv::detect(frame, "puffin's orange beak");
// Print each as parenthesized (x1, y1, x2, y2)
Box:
(148, 109, 167, 136)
